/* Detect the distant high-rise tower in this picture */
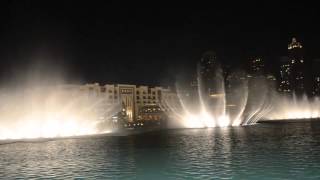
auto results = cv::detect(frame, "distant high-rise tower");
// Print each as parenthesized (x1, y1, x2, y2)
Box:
(249, 57, 265, 75)
(288, 37, 305, 94)
(279, 56, 292, 93)
(199, 51, 220, 96)
(312, 59, 320, 95)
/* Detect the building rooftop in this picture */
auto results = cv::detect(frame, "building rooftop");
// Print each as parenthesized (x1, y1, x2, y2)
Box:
(288, 37, 302, 50)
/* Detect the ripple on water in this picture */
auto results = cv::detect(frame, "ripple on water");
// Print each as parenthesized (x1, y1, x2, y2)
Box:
(0, 123, 320, 179)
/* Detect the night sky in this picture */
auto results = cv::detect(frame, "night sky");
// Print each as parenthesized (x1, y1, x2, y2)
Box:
(0, 1, 319, 85)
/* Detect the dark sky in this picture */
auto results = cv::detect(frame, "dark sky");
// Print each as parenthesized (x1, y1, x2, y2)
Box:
(0, 1, 319, 85)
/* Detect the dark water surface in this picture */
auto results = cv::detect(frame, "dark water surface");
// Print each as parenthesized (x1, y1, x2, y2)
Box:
(1, 122, 320, 179)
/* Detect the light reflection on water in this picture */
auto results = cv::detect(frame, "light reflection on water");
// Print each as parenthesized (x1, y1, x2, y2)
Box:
(1, 122, 320, 179)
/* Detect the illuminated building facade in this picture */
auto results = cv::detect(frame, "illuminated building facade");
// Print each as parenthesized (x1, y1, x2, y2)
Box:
(288, 37, 305, 94)
(138, 105, 165, 121)
(313, 76, 320, 95)
(278, 38, 306, 94)
(78, 83, 177, 122)
(312, 59, 320, 95)
(248, 57, 277, 93)
(249, 57, 265, 75)
(278, 56, 292, 93)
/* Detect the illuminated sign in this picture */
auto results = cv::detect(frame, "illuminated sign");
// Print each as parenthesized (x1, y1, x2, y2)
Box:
(120, 88, 133, 94)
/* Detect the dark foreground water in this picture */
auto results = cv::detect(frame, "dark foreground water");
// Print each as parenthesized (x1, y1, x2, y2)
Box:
(1, 122, 320, 179)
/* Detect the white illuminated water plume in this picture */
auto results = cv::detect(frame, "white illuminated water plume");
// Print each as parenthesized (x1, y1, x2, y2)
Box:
(0, 60, 120, 140)
(0, 85, 118, 140)
(163, 62, 320, 127)
(263, 93, 320, 120)
(163, 69, 272, 129)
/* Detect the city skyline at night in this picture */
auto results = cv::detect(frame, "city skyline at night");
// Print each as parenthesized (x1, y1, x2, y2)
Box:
(2, 2, 320, 179)
(0, 1, 320, 86)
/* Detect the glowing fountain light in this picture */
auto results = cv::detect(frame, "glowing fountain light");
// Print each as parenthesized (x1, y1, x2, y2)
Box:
(162, 55, 273, 129)
(180, 111, 217, 128)
(217, 115, 230, 127)
(182, 114, 202, 128)
(263, 94, 320, 120)
(170, 105, 235, 128)
(201, 111, 216, 127)
(0, 84, 117, 140)
(163, 60, 320, 128)
(163, 62, 268, 128)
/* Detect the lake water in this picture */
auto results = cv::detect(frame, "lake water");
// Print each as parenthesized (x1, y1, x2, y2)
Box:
(1, 122, 320, 179)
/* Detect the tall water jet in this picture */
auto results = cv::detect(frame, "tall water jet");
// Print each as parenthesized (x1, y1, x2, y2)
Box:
(164, 69, 249, 128)
(241, 75, 274, 125)
(262, 93, 320, 120)
(0, 62, 118, 140)
(163, 52, 271, 128)
(0, 84, 119, 140)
